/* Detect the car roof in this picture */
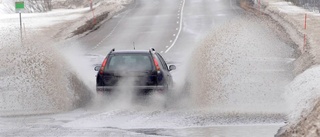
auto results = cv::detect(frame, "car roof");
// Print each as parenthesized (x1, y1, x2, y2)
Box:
(110, 50, 152, 54)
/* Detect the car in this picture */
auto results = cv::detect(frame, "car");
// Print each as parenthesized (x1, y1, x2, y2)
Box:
(94, 48, 176, 95)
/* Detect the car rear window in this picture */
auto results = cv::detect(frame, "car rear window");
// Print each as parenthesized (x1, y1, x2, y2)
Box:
(106, 54, 153, 71)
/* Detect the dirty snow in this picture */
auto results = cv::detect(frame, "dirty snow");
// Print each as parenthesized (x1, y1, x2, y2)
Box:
(255, 0, 320, 136)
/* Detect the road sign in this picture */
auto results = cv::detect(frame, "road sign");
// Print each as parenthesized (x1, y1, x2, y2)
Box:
(15, 1, 24, 46)
(15, 1, 24, 9)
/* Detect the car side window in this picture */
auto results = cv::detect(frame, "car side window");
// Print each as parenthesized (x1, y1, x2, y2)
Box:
(156, 53, 169, 71)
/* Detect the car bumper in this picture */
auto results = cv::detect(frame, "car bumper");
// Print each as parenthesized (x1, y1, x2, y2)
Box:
(96, 85, 166, 92)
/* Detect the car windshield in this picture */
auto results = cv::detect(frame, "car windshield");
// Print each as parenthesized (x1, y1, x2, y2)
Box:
(106, 54, 153, 72)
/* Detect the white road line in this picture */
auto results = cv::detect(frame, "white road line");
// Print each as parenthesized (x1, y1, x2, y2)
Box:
(173, 34, 176, 36)
(176, 21, 179, 24)
(170, 40, 173, 43)
(166, 46, 169, 48)
(161, 51, 164, 53)
(92, 0, 137, 49)
(165, 0, 185, 53)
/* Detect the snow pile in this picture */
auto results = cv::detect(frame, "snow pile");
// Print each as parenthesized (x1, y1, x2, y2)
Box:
(0, 0, 132, 14)
(51, 0, 133, 9)
(0, 0, 132, 42)
(253, 0, 320, 136)
(259, 1, 317, 120)
(0, 9, 86, 50)
(258, 0, 320, 74)
(55, 0, 133, 39)
(284, 66, 320, 120)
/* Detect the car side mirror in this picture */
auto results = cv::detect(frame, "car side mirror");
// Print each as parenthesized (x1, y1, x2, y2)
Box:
(94, 66, 101, 71)
(169, 65, 176, 71)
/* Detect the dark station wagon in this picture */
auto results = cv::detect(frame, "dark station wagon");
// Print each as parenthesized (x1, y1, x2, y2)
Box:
(95, 48, 176, 95)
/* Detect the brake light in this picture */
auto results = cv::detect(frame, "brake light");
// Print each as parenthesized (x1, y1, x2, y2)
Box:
(99, 58, 108, 75)
(153, 57, 161, 71)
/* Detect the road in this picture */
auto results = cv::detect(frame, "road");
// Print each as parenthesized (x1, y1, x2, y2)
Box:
(0, 0, 295, 136)
(80, 0, 242, 57)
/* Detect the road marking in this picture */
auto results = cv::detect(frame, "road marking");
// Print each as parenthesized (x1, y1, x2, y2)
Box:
(216, 13, 227, 17)
(176, 28, 179, 30)
(177, 21, 179, 24)
(165, 0, 185, 53)
(166, 46, 169, 48)
(161, 51, 164, 53)
(173, 34, 176, 36)
(92, 0, 137, 49)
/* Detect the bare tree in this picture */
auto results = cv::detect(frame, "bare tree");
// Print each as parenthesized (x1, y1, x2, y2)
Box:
(44, 0, 52, 11)
(284, 0, 320, 11)
(28, 0, 52, 12)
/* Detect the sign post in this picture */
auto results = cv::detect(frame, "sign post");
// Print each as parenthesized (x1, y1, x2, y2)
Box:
(89, 0, 96, 25)
(304, 13, 307, 52)
(15, 1, 24, 46)
(90, 0, 93, 10)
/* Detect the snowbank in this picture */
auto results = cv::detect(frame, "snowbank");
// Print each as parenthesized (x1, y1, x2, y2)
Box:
(0, 0, 53, 13)
(0, 0, 132, 14)
(253, 0, 320, 136)
(56, 0, 133, 40)
(257, 1, 320, 75)
(0, 0, 132, 45)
